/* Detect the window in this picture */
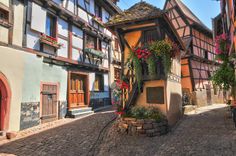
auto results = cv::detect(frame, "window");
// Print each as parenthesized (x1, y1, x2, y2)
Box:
(204, 50, 208, 59)
(143, 29, 159, 44)
(86, 35, 96, 49)
(86, 35, 101, 50)
(0, 8, 9, 22)
(114, 68, 121, 80)
(46, 14, 56, 37)
(114, 39, 119, 51)
(94, 74, 104, 91)
(85, 0, 90, 12)
(94, 3, 102, 19)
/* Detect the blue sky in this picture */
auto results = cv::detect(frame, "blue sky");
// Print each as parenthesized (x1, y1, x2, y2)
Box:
(117, 0, 220, 30)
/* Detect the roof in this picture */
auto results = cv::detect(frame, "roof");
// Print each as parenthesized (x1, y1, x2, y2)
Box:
(105, 0, 122, 13)
(106, 1, 163, 26)
(170, 0, 212, 34)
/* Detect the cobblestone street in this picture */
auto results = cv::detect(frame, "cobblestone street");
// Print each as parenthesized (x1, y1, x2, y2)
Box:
(0, 104, 236, 156)
(97, 104, 236, 156)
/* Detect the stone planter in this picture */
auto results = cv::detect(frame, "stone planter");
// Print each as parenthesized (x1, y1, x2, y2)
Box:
(117, 117, 168, 137)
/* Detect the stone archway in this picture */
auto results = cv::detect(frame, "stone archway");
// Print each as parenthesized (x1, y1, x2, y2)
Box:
(0, 73, 11, 131)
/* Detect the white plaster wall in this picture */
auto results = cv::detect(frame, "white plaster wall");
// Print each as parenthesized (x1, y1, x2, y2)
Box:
(12, 0, 24, 46)
(0, 26, 9, 43)
(1, 0, 9, 7)
(0, 46, 25, 131)
(89, 73, 95, 91)
(78, 8, 89, 22)
(104, 74, 109, 91)
(57, 38, 68, 58)
(0, 46, 68, 131)
(26, 26, 40, 50)
(66, 0, 75, 13)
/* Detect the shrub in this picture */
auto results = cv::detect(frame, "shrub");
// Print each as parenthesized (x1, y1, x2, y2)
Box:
(124, 106, 165, 122)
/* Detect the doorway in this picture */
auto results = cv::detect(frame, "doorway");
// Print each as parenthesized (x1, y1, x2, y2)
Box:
(68, 73, 89, 109)
(40, 83, 59, 124)
(0, 73, 11, 131)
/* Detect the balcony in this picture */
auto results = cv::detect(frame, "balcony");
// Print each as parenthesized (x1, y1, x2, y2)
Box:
(84, 48, 107, 66)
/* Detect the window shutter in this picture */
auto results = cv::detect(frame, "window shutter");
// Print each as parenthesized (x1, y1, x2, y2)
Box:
(31, 2, 46, 33)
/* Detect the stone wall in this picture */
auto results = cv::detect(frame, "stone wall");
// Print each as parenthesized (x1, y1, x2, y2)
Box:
(194, 89, 225, 107)
(20, 102, 40, 130)
(118, 117, 168, 137)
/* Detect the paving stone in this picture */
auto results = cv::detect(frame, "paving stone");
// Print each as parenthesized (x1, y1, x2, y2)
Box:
(97, 104, 236, 156)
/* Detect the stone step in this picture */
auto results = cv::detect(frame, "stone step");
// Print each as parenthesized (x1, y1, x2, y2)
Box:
(70, 110, 94, 118)
(67, 107, 93, 116)
(67, 107, 94, 118)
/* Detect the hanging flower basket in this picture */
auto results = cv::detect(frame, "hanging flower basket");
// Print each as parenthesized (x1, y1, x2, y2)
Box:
(84, 48, 107, 59)
(39, 33, 62, 49)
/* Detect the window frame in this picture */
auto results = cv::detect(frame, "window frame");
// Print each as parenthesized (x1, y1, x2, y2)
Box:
(0, 4, 12, 28)
(94, 3, 102, 19)
(45, 13, 57, 38)
(85, 34, 101, 51)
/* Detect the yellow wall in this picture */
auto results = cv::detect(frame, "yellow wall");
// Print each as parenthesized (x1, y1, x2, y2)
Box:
(135, 80, 167, 115)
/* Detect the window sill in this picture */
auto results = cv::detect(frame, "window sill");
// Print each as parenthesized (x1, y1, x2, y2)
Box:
(0, 19, 12, 28)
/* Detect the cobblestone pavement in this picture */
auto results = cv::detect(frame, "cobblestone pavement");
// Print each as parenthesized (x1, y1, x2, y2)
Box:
(97, 104, 236, 156)
(0, 104, 236, 156)
(0, 112, 116, 156)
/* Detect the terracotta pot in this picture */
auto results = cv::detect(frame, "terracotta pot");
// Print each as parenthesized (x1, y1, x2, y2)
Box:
(6, 132, 17, 139)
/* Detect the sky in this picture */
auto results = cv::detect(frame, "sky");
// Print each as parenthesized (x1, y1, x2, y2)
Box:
(117, 0, 220, 30)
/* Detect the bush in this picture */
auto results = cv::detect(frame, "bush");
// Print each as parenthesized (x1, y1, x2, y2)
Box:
(124, 106, 165, 122)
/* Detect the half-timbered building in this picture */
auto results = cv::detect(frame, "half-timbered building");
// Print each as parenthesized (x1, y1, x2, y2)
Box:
(106, 2, 185, 125)
(0, 0, 121, 132)
(213, 0, 236, 54)
(164, 0, 224, 106)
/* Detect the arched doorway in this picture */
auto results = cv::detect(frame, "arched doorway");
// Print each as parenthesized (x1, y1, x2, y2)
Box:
(0, 73, 11, 131)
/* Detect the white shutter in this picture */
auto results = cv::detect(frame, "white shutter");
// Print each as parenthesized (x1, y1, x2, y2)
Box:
(31, 2, 46, 33)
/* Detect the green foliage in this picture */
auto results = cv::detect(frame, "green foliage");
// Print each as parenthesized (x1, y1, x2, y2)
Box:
(149, 40, 173, 75)
(146, 55, 156, 77)
(125, 106, 165, 122)
(128, 50, 142, 92)
(211, 61, 235, 90)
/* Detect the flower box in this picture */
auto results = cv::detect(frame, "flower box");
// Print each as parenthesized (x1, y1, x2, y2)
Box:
(39, 33, 62, 49)
(84, 48, 107, 59)
(92, 16, 104, 27)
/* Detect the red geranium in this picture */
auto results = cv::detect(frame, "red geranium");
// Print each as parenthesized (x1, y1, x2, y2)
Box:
(133, 47, 151, 59)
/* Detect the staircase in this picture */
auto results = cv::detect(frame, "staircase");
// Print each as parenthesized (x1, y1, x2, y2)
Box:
(67, 107, 94, 118)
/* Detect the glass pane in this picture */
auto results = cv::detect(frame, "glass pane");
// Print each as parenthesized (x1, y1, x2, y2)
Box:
(46, 16, 51, 36)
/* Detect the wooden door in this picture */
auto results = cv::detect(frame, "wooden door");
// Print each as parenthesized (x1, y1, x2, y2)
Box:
(69, 74, 86, 108)
(41, 84, 58, 123)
